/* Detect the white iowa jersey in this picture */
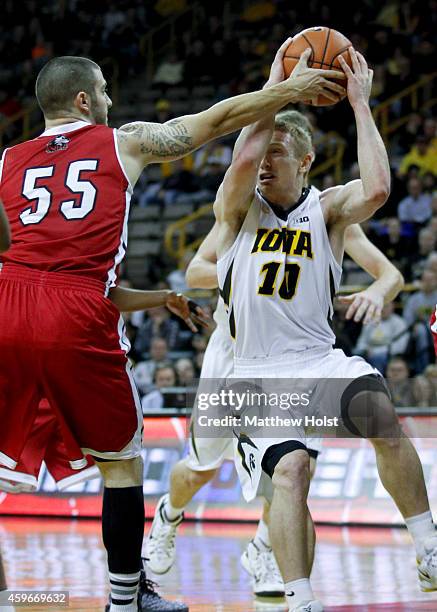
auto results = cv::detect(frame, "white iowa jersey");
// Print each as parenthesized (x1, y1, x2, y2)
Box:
(217, 186, 342, 360)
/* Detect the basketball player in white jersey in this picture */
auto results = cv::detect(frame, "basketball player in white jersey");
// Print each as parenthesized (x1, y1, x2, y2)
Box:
(209, 48, 437, 612)
(145, 220, 404, 594)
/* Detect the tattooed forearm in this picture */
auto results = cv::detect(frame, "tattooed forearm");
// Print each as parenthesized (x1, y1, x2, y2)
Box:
(118, 119, 194, 159)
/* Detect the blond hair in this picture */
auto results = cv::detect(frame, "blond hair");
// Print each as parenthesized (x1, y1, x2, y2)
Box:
(274, 111, 313, 159)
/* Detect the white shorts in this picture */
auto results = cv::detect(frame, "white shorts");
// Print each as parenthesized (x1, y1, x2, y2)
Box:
(186, 327, 235, 471)
(232, 346, 379, 501)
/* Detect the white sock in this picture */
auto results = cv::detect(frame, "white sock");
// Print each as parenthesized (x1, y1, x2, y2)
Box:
(405, 511, 436, 556)
(163, 496, 184, 522)
(109, 570, 140, 612)
(253, 519, 271, 549)
(285, 578, 314, 610)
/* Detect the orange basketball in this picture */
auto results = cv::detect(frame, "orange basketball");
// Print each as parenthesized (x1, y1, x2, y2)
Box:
(283, 26, 353, 106)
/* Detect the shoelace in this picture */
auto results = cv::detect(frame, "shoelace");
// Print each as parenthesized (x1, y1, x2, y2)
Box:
(139, 568, 160, 596)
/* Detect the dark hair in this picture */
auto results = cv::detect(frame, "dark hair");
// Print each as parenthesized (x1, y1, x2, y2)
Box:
(36, 56, 100, 117)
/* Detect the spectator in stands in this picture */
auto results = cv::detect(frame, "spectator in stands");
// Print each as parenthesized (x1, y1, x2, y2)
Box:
(355, 302, 409, 373)
(408, 228, 436, 280)
(135, 307, 180, 357)
(423, 364, 437, 405)
(386, 357, 415, 407)
(152, 51, 185, 89)
(150, 99, 173, 123)
(194, 350, 205, 374)
(403, 268, 437, 372)
(175, 358, 196, 386)
(403, 269, 437, 327)
(184, 39, 210, 87)
(397, 113, 423, 154)
(375, 217, 412, 275)
(133, 337, 171, 394)
(398, 135, 437, 178)
(141, 365, 177, 413)
(397, 177, 432, 225)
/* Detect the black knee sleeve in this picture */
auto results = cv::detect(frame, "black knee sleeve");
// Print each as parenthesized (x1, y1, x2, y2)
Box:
(102, 486, 145, 574)
(261, 440, 308, 478)
(341, 374, 395, 438)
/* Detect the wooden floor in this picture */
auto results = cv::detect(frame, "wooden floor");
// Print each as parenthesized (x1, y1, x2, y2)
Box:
(1, 517, 437, 611)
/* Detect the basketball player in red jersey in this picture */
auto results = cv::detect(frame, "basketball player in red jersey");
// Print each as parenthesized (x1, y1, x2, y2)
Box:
(0, 46, 345, 612)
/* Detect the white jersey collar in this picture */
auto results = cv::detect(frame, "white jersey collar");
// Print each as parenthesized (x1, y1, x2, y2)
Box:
(40, 120, 92, 137)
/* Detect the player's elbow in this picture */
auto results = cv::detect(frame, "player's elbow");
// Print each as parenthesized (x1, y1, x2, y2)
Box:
(364, 186, 390, 212)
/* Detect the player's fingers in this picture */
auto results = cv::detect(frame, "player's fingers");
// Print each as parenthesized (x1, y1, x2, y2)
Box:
(191, 313, 209, 329)
(344, 296, 361, 319)
(298, 47, 312, 65)
(314, 68, 346, 80)
(318, 88, 341, 103)
(349, 47, 361, 73)
(363, 303, 377, 325)
(320, 79, 346, 96)
(338, 294, 354, 303)
(184, 317, 198, 333)
(356, 51, 368, 70)
(353, 299, 369, 323)
(366, 304, 382, 325)
(338, 55, 353, 77)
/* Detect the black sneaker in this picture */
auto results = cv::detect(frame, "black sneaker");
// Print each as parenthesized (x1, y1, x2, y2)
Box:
(104, 570, 188, 611)
(138, 571, 188, 611)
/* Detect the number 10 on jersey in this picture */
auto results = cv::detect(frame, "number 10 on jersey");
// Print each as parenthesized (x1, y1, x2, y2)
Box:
(258, 261, 301, 300)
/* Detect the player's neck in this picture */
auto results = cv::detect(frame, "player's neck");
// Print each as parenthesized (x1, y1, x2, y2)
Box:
(44, 114, 92, 130)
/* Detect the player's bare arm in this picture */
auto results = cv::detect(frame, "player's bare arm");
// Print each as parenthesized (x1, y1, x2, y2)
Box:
(185, 222, 219, 289)
(116, 46, 345, 186)
(0, 200, 11, 252)
(339, 224, 405, 324)
(214, 43, 345, 257)
(109, 286, 209, 333)
(321, 48, 390, 232)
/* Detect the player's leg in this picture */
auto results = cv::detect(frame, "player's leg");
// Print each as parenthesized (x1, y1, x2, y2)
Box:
(145, 451, 222, 574)
(146, 327, 233, 574)
(241, 451, 319, 600)
(343, 377, 437, 591)
(41, 286, 188, 612)
(263, 443, 320, 612)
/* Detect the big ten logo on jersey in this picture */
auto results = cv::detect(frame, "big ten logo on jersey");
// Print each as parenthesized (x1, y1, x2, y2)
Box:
(251, 227, 313, 259)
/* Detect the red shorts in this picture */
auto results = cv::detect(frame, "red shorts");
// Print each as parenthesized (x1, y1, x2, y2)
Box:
(431, 307, 437, 356)
(0, 399, 100, 493)
(0, 265, 143, 471)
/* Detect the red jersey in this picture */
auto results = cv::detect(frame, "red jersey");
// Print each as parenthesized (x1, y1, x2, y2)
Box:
(0, 120, 132, 293)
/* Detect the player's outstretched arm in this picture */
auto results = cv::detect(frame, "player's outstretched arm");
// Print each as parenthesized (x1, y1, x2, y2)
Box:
(338, 224, 404, 324)
(322, 49, 390, 226)
(109, 286, 209, 332)
(116, 48, 345, 184)
(185, 222, 219, 289)
(0, 200, 11, 253)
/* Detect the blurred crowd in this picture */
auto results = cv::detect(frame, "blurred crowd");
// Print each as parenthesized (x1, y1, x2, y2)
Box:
(0, 1, 436, 409)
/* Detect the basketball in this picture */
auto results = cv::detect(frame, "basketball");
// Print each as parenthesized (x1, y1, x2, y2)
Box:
(283, 26, 353, 106)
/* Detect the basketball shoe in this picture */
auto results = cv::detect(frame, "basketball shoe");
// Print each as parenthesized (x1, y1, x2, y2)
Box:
(105, 570, 188, 611)
(145, 494, 184, 574)
(417, 535, 437, 591)
(241, 540, 284, 598)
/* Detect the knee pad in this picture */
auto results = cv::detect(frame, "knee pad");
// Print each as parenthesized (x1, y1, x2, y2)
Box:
(341, 374, 397, 438)
(261, 440, 308, 478)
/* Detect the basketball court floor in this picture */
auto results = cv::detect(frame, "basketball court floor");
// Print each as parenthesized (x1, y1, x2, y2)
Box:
(2, 517, 437, 611)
